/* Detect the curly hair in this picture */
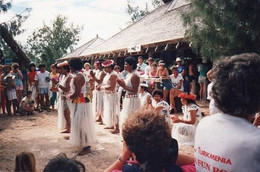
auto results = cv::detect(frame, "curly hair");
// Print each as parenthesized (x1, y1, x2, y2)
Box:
(43, 153, 85, 172)
(152, 89, 163, 98)
(125, 56, 137, 70)
(122, 109, 173, 172)
(212, 53, 260, 117)
(69, 58, 83, 71)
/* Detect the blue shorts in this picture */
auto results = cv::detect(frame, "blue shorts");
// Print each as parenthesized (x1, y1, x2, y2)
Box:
(161, 79, 172, 90)
(39, 88, 49, 94)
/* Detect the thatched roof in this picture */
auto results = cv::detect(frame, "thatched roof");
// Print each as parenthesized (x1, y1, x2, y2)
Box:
(60, 34, 105, 60)
(59, 0, 190, 61)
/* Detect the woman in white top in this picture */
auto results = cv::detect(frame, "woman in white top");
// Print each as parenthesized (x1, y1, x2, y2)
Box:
(171, 92, 202, 146)
(169, 66, 184, 113)
(117, 56, 141, 130)
(101, 60, 120, 134)
(69, 58, 96, 156)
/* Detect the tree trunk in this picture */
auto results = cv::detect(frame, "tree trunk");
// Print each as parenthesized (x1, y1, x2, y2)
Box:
(0, 25, 30, 67)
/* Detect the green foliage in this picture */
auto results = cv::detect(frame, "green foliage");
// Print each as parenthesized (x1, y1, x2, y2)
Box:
(26, 15, 82, 68)
(0, 0, 11, 12)
(182, 0, 260, 60)
(0, 9, 30, 61)
(126, 0, 162, 23)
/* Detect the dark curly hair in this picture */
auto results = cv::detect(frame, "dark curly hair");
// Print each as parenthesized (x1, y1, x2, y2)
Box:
(211, 53, 260, 117)
(152, 89, 163, 98)
(69, 58, 83, 71)
(125, 56, 137, 70)
(43, 153, 85, 172)
(122, 109, 174, 172)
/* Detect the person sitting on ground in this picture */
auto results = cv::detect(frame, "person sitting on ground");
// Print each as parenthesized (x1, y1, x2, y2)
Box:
(145, 89, 171, 126)
(14, 151, 36, 172)
(139, 82, 151, 108)
(43, 153, 85, 172)
(20, 91, 34, 115)
(171, 92, 202, 146)
(105, 109, 195, 172)
(194, 53, 260, 171)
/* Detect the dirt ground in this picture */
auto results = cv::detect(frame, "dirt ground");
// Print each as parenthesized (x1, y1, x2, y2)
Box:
(0, 101, 208, 171)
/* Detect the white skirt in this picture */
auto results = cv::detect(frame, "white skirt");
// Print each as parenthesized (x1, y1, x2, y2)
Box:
(70, 102, 97, 147)
(171, 123, 196, 146)
(120, 96, 141, 128)
(29, 85, 37, 101)
(92, 90, 104, 117)
(7, 89, 17, 101)
(57, 97, 66, 130)
(103, 93, 119, 127)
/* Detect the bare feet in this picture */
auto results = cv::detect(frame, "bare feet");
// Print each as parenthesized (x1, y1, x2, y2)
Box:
(111, 129, 120, 134)
(104, 127, 114, 129)
(63, 136, 70, 140)
(77, 146, 91, 156)
(61, 129, 70, 134)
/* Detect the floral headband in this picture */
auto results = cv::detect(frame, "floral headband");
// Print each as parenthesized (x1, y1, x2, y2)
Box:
(102, 60, 114, 67)
(178, 92, 196, 101)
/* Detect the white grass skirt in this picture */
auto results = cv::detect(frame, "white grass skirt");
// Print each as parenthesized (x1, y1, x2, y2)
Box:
(57, 97, 66, 130)
(70, 102, 97, 147)
(103, 93, 119, 127)
(171, 123, 196, 146)
(92, 90, 104, 117)
(120, 97, 141, 128)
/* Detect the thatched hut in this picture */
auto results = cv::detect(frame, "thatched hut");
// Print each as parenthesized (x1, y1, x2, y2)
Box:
(59, 0, 194, 66)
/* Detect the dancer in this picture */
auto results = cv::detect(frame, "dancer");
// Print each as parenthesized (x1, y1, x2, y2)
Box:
(101, 60, 119, 134)
(69, 58, 96, 156)
(117, 56, 141, 129)
(55, 61, 72, 133)
(90, 60, 106, 123)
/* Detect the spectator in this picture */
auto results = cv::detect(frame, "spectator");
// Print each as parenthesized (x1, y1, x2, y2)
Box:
(0, 65, 6, 114)
(14, 151, 36, 172)
(169, 66, 184, 113)
(35, 64, 50, 112)
(105, 109, 194, 172)
(137, 56, 147, 74)
(156, 61, 171, 101)
(20, 91, 34, 116)
(50, 64, 59, 110)
(43, 153, 85, 172)
(194, 53, 260, 171)
(4, 66, 18, 116)
(197, 58, 211, 102)
(139, 82, 151, 108)
(11, 63, 23, 110)
(144, 57, 153, 76)
(27, 62, 38, 108)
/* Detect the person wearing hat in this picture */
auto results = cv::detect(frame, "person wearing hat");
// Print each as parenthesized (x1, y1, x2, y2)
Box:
(55, 61, 73, 133)
(144, 57, 154, 76)
(90, 60, 106, 124)
(100, 60, 119, 134)
(139, 82, 151, 107)
(156, 61, 171, 101)
(171, 92, 202, 146)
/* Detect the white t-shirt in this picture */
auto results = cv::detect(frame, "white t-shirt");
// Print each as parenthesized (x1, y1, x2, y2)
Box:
(170, 74, 184, 91)
(194, 113, 260, 172)
(144, 65, 152, 75)
(137, 63, 148, 72)
(139, 91, 151, 107)
(35, 71, 50, 88)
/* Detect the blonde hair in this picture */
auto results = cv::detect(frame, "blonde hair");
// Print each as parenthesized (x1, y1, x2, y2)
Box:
(15, 152, 36, 172)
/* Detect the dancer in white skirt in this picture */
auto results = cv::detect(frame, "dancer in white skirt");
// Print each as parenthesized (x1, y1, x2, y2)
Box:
(55, 61, 73, 133)
(69, 58, 96, 156)
(90, 60, 106, 123)
(117, 56, 141, 129)
(101, 60, 119, 134)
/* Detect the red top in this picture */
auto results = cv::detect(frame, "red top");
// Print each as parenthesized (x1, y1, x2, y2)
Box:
(27, 71, 37, 83)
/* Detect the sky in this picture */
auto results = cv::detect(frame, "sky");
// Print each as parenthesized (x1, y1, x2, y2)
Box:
(1, 0, 156, 49)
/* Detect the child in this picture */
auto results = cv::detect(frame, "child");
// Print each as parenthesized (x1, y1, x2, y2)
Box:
(14, 152, 36, 172)
(20, 91, 34, 115)
(4, 66, 18, 116)
(50, 64, 59, 110)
